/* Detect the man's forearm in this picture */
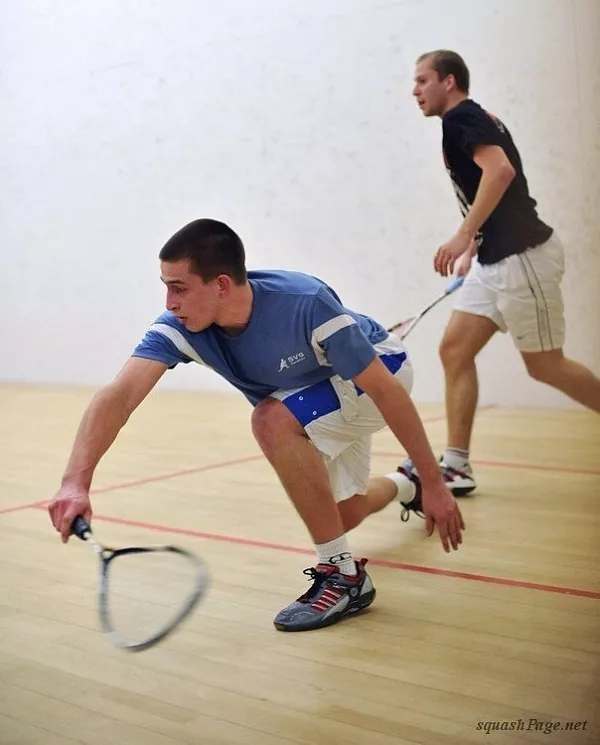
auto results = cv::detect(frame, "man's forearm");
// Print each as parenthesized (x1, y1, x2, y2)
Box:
(459, 165, 514, 240)
(61, 385, 131, 491)
(370, 380, 444, 487)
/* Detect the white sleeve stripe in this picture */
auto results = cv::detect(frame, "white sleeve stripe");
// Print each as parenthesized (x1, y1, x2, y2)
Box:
(310, 314, 356, 367)
(312, 314, 356, 342)
(149, 323, 206, 366)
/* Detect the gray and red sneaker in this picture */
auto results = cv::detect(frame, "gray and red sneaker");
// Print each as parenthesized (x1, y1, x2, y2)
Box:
(273, 559, 375, 632)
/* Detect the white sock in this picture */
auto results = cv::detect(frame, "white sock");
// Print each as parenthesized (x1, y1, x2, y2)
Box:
(384, 471, 417, 503)
(315, 535, 357, 576)
(443, 447, 470, 470)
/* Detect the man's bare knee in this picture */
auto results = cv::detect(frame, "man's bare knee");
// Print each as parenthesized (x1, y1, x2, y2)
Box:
(439, 330, 477, 373)
(251, 398, 305, 451)
(522, 349, 564, 384)
(439, 333, 470, 371)
(439, 312, 498, 371)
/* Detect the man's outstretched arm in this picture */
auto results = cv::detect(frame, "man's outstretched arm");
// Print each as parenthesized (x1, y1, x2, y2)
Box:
(48, 357, 168, 542)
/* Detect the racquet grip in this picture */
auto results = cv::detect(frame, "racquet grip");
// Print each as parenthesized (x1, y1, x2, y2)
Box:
(71, 516, 92, 540)
(446, 275, 465, 293)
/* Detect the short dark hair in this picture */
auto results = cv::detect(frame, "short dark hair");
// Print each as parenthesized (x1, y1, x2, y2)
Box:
(159, 218, 247, 284)
(418, 50, 470, 94)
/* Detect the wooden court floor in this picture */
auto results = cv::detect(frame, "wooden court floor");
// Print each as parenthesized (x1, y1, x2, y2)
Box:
(1, 383, 599, 745)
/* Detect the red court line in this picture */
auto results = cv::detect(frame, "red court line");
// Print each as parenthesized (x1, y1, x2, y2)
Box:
(42, 509, 599, 600)
(473, 459, 600, 477)
(3, 447, 596, 519)
(90, 454, 265, 495)
(0, 408, 459, 517)
(372, 452, 600, 477)
(413, 403, 495, 425)
(0, 455, 265, 516)
(0, 500, 47, 516)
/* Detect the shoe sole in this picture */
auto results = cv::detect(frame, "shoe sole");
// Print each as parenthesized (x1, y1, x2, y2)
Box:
(450, 485, 476, 497)
(274, 588, 376, 632)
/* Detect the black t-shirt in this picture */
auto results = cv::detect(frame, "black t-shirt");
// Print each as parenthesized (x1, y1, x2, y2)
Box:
(442, 99, 553, 264)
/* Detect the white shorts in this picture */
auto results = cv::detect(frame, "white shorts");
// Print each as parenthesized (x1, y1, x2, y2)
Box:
(455, 233, 566, 353)
(272, 334, 413, 503)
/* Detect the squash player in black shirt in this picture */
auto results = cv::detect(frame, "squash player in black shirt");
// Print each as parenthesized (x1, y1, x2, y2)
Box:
(402, 49, 600, 497)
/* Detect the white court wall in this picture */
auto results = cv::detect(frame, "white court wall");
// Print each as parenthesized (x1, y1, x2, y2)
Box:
(1, 0, 599, 407)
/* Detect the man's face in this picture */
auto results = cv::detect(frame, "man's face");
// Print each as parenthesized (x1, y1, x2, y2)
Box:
(161, 259, 221, 332)
(413, 58, 450, 117)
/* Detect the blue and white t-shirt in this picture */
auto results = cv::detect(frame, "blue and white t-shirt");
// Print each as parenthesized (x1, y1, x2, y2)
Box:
(132, 270, 389, 405)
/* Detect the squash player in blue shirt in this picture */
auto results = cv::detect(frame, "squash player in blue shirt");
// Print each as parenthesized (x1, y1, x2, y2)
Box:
(48, 218, 463, 632)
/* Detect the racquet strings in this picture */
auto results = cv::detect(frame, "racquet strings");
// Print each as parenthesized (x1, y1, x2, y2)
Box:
(103, 547, 203, 646)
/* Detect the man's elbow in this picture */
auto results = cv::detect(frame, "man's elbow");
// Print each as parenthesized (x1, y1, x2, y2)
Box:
(354, 368, 405, 406)
(499, 160, 516, 184)
(478, 148, 516, 184)
(97, 380, 137, 424)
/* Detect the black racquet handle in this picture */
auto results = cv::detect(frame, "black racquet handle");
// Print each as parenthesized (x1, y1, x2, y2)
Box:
(71, 516, 92, 540)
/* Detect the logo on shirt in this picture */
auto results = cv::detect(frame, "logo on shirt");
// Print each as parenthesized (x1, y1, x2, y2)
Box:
(485, 110, 506, 134)
(443, 156, 484, 249)
(278, 352, 305, 372)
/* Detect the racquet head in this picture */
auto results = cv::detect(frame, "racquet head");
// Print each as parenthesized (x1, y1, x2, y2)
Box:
(72, 517, 210, 652)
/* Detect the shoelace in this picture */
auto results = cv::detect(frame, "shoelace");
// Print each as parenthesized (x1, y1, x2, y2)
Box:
(397, 461, 425, 522)
(400, 498, 425, 522)
(296, 566, 335, 603)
